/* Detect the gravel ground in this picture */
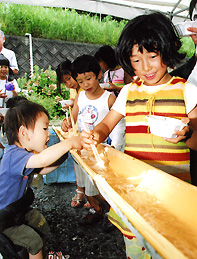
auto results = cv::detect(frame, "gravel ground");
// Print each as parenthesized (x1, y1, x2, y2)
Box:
(32, 179, 126, 259)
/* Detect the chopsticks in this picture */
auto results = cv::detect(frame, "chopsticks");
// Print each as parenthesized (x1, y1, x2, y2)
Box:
(69, 106, 77, 136)
(80, 115, 104, 167)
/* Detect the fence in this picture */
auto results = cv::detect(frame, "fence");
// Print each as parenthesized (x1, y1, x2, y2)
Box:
(4, 35, 102, 79)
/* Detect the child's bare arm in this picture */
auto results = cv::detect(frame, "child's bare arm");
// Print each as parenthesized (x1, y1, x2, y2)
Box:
(26, 136, 82, 169)
(38, 154, 68, 175)
(108, 93, 116, 109)
(81, 109, 123, 149)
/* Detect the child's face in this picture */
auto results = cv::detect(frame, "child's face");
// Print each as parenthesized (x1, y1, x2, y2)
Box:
(27, 112, 50, 153)
(130, 44, 169, 86)
(99, 60, 108, 72)
(76, 72, 100, 94)
(62, 74, 79, 89)
(0, 65, 9, 79)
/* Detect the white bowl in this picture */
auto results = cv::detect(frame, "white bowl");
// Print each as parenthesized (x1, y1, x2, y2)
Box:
(0, 108, 8, 116)
(175, 21, 197, 37)
(59, 99, 73, 107)
(100, 83, 110, 88)
(146, 115, 187, 138)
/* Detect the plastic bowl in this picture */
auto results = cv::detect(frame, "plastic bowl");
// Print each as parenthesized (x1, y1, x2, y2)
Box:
(59, 99, 73, 107)
(146, 115, 187, 138)
(175, 21, 197, 37)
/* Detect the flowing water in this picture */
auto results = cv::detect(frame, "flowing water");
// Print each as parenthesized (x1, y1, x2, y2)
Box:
(79, 148, 197, 259)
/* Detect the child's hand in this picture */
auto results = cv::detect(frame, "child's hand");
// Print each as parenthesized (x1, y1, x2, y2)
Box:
(80, 130, 98, 150)
(69, 135, 83, 150)
(105, 82, 121, 92)
(61, 117, 71, 132)
(0, 89, 7, 99)
(163, 126, 191, 143)
(187, 27, 197, 45)
(163, 118, 192, 144)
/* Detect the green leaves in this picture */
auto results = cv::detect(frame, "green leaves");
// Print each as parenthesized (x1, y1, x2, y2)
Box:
(17, 65, 70, 120)
(180, 37, 195, 58)
(0, 3, 126, 46)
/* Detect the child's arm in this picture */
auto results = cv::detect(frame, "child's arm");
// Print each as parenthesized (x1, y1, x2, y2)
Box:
(108, 93, 116, 109)
(187, 27, 197, 45)
(26, 135, 82, 169)
(81, 109, 124, 150)
(71, 94, 79, 123)
(105, 82, 122, 92)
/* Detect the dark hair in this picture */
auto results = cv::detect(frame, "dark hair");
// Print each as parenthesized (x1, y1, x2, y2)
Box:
(0, 54, 9, 67)
(6, 96, 27, 108)
(94, 45, 118, 70)
(0, 53, 15, 81)
(116, 12, 186, 77)
(56, 59, 72, 91)
(189, 0, 197, 20)
(5, 100, 50, 145)
(72, 55, 101, 79)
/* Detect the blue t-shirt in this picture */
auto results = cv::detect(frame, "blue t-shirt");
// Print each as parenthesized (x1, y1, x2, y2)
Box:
(0, 145, 35, 209)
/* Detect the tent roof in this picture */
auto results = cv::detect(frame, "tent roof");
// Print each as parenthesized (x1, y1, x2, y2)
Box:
(1, 0, 191, 23)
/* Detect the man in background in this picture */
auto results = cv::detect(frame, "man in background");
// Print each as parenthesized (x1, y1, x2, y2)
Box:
(0, 30, 18, 74)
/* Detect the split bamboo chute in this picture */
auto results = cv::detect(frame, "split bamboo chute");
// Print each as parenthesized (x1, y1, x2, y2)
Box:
(52, 126, 197, 259)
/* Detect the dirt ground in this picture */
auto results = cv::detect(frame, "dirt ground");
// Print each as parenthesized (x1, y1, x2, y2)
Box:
(32, 179, 126, 259)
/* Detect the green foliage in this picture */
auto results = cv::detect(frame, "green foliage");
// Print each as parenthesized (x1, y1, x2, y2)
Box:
(0, 3, 127, 46)
(17, 65, 70, 120)
(0, 3, 194, 55)
(180, 37, 196, 57)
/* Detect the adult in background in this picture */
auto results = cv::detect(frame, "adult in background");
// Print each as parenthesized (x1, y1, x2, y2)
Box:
(171, 0, 197, 186)
(0, 30, 19, 74)
(171, 0, 197, 82)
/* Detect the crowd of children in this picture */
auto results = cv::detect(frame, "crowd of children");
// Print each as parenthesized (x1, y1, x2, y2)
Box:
(1, 9, 197, 259)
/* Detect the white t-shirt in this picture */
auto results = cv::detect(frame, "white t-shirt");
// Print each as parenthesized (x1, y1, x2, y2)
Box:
(0, 47, 19, 71)
(77, 90, 125, 151)
(0, 79, 20, 107)
(112, 80, 197, 116)
(188, 63, 197, 87)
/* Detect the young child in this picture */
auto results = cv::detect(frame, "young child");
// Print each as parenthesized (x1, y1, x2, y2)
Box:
(81, 12, 197, 258)
(94, 45, 132, 96)
(61, 54, 125, 226)
(56, 59, 81, 109)
(0, 53, 20, 108)
(56, 59, 89, 208)
(0, 99, 82, 259)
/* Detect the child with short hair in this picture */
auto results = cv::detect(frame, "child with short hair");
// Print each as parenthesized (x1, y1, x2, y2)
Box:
(61, 54, 125, 226)
(0, 99, 82, 259)
(81, 12, 197, 258)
